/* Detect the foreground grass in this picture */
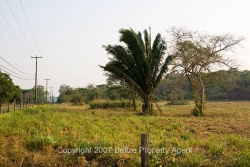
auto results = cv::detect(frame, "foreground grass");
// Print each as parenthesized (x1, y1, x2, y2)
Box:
(0, 101, 250, 166)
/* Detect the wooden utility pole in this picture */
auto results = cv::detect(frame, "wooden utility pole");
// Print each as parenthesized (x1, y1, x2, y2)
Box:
(44, 79, 50, 102)
(31, 56, 42, 104)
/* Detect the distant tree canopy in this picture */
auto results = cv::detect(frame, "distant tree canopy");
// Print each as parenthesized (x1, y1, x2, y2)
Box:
(22, 85, 45, 104)
(57, 83, 137, 105)
(58, 69, 250, 108)
(154, 69, 250, 101)
(100, 28, 172, 113)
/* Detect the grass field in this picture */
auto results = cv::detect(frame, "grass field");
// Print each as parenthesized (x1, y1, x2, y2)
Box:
(0, 101, 250, 166)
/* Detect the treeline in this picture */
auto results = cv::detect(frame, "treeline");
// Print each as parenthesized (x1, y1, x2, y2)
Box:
(58, 69, 250, 105)
(155, 69, 250, 101)
(0, 70, 49, 112)
(57, 83, 136, 105)
(22, 85, 47, 104)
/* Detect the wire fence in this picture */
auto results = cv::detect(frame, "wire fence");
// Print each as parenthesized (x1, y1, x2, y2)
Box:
(0, 100, 34, 114)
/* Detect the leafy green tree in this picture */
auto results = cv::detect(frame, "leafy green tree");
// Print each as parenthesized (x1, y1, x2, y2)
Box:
(10, 85, 22, 102)
(57, 85, 73, 103)
(70, 93, 83, 105)
(84, 84, 98, 103)
(36, 85, 45, 104)
(28, 85, 45, 104)
(0, 71, 16, 113)
(100, 28, 172, 113)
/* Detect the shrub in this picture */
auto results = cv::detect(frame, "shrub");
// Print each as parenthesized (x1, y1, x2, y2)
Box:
(70, 94, 83, 105)
(89, 100, 141, 110)
(191, 107, 201, 116)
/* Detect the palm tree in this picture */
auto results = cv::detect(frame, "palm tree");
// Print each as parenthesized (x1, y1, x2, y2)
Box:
(99, 28, 172, 113)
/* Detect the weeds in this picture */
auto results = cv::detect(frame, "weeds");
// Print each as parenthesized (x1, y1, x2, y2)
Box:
(90, 100, 141, 110)
(0, 102, 249, 166)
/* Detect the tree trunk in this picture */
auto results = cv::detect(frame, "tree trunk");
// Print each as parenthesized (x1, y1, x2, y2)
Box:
(187, 74, 205, 116)
(198, 76, 205, 115)
(142, 94, 152, 113)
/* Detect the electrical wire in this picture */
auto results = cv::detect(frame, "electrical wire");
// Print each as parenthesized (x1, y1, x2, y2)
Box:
(6, 0, 36, 55)
(1, 2, 50, 85)
(20, 0, 50, 79)
(0, 56, 34, 76)
(42, 58, 49, 78)
(20, 0, 42, 56)
(0, 65, 34, 79)
(0, 10, 32, 56)
(0, 67, 34, 80)
(38, 61, 47, 79)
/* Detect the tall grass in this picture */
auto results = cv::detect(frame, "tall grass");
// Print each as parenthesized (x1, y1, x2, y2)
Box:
(0, 101, 249, 166)
(89, 100, 141, 109)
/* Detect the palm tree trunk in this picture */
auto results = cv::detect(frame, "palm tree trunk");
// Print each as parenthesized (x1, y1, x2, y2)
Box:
(142, 94, 152, 113)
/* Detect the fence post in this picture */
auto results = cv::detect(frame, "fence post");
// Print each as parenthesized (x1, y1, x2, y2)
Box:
(14, 99, 16, 112)
(141, 134, 149, 167)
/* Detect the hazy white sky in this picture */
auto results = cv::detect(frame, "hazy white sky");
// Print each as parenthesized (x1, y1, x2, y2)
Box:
(1, 0, 250, 96)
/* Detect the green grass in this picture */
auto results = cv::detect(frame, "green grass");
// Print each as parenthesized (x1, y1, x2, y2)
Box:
(0, 101, 250, 166)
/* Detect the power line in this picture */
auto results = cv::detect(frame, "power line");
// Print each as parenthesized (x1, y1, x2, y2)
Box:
(20, 0, 42, 56)
(0, 67, 34, 80)
(0, 9, 32, 56)
(6, 0, 36, 55)
(0, 56, 34, 76)
(0, 65, 33, 79)
(20, 0, 50, 80)
(37, 61, 46, 79)
(42, 58, 49, 78)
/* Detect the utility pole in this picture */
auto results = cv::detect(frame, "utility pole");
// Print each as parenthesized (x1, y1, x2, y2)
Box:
(50, 87, 53, 103)
(44, 79, 50, 102)
(31, 56, 42, 104)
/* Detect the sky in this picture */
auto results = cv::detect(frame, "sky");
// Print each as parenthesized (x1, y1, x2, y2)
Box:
(0, 0, 250, 97)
